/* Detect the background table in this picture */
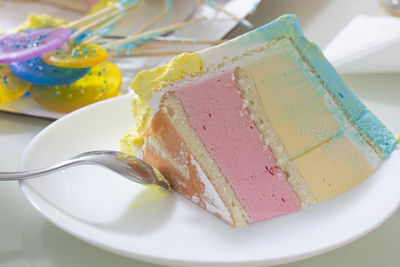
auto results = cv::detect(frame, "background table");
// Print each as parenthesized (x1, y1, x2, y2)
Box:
(1, 0, 400, 266)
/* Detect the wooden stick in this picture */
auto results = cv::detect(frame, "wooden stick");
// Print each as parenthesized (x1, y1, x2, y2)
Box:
(104, 16, 206, 48)
(111, 50, 184, 58)
(197, 0, 253, 28)
(134, 38, 227, 47)
(66, 1, 137, 30)
(69, 11, 118, 40)
(212, 4, 253, 28)
(131, 44, 166, 50)
(103, 35, 228, 44)
(81, 13, 126, 44)
(91, 11, 126, 31)
(137, 8, 168, 34)
(164, 0, 176, 24)
(83, 2, 144, 43)
(66, 5, 117, 30)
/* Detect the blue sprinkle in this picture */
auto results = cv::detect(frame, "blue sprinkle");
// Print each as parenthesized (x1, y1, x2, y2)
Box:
(338, 92, 344, 98)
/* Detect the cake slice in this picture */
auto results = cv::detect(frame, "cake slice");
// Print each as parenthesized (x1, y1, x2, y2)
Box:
(121, 14, 398, 227)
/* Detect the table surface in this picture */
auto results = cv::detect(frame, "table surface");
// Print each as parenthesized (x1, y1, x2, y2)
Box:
(2, 0, 400, 266)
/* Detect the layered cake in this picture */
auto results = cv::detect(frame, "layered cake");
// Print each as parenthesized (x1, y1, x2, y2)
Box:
(121, 15, 398, 227)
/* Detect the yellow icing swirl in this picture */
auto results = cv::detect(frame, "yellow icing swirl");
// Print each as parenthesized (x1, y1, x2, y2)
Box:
(121, 52, 202, 155)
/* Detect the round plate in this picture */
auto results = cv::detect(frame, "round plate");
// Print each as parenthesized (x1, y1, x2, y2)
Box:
(19, 95, 400, 266)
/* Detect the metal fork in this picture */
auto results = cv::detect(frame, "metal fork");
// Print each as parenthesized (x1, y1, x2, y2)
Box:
(0, 151, 170, 190)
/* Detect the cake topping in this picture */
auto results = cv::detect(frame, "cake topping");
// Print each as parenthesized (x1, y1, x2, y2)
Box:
(121, 52, 202, 155)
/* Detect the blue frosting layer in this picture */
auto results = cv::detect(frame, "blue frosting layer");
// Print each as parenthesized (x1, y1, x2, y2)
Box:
(225, 14, 397, 158)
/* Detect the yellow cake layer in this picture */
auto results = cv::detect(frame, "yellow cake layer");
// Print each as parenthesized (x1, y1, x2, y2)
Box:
(242, 39, 379, 202)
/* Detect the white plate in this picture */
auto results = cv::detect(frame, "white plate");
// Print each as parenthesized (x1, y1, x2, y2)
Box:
(19, 95, 400, 267)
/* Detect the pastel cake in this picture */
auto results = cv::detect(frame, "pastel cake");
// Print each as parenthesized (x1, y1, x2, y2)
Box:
(121, 15, 398, 227)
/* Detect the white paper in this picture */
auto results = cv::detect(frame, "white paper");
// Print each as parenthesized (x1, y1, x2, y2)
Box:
(324, 14, 400, 73)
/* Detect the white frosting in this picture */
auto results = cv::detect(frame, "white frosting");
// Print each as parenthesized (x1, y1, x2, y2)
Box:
(146, 136, 189, 177)
(190, 155, 233, 225)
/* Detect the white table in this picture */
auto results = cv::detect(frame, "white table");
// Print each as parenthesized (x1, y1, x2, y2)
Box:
(1, 0, 400, 266)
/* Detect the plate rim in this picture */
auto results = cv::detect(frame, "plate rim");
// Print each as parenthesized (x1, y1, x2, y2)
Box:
(18, 94, 400, 266)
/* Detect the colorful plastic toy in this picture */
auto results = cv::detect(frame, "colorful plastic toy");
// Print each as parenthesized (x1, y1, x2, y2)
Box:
(42, 42, 107, 68)
(0, 28, 70, 64)
(9, 57, 90, 86)
(30, 61, 121, 112)
(0, 64, 32, 104)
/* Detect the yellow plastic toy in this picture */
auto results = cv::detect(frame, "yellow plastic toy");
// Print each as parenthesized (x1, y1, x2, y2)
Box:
(42, 42, 108, 68)
(0, 64, 32, 104)
(30, 61, 121, 113)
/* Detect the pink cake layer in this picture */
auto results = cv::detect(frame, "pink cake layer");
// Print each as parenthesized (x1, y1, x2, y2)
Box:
(173, 70, 301, 222)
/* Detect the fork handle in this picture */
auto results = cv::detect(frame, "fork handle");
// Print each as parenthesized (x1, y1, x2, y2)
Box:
(0, 159, 84, 181)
